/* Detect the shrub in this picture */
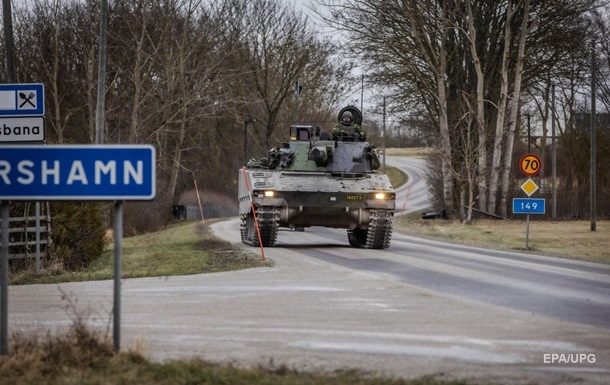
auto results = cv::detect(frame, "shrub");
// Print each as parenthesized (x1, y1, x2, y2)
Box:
(50, 202, 107, 269)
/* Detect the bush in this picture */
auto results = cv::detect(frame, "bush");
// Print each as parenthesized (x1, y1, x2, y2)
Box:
(123, 199, 172, 236)
(50, 202, 107, 269)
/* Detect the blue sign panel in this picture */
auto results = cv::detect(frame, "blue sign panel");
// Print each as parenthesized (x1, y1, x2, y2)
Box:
(513, 198, 545, 214)
(0, 83, 45, 116)
(0, 145, 155, 200)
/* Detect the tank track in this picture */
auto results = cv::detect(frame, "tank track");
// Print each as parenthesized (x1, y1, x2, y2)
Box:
(348, 209, 394, 249)
(240, 206, 279, 247)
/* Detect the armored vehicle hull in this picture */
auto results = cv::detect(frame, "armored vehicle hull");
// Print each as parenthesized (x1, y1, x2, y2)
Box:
(238, 112, 395, 249)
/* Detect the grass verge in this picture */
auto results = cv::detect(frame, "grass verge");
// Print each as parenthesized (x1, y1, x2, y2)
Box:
(384, 147, 432, 157)
(384, 153, 609, 265)
(10, 220, 272, 285)
(385, 164, 408, 189)
(395, 213, 610, 264)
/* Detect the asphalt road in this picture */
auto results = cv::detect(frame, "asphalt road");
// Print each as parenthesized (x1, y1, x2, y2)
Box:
(7, 156, 610, 385)
(384, 156, 431, 215)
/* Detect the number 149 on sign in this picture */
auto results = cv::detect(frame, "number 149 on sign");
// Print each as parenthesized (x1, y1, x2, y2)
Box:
(513, 198, 545, 214)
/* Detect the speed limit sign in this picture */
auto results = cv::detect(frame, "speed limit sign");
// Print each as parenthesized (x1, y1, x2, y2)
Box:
(519, 154, 542, 176)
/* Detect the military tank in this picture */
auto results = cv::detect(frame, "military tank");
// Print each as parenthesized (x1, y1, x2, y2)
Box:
(238, 106, 395, 249)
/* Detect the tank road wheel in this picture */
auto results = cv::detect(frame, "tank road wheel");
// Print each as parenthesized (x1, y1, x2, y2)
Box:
(348, 210, 394, 249)
(240, 207, 279, 247)
(365, 210, 394, 249)
(240, 213, 247, 243)
(347, 228, 368, 248)
(241, 212, 259, 246)
(255, 207, 279, 247)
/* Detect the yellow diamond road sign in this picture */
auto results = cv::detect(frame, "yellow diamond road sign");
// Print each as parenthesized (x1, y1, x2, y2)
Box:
(521, 178, 539, 197)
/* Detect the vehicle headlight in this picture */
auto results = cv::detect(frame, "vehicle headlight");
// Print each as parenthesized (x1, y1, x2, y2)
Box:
(253, 190, 276, 198)
(373, 192, 395, 200)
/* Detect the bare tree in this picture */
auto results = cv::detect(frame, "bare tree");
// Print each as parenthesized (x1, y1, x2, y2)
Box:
(593, 5, 610, 112)
(317, 0, 456, 211)
(13, 0, 98, 144)
(233, 0, 345, 149)
(318, 0, 604, 216)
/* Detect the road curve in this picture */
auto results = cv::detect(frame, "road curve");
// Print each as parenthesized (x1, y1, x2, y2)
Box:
(385, 156, 430, 215)
(6, 156, 610, 385)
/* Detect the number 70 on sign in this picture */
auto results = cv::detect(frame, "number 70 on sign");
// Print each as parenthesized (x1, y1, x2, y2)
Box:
(519, 154, 542, 176)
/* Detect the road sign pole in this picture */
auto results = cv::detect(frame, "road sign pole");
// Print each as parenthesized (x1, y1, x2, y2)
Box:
(526, 213, 530, 249)
(0, 82, 46, 356)
(35, 202, 41, 271)
(113, 200, 123, 352)
(1, 201, 9, 355)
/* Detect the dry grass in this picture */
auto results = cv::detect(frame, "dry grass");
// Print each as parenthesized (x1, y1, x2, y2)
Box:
(384, 147, 432, 157)
(395, 217, 610, 264)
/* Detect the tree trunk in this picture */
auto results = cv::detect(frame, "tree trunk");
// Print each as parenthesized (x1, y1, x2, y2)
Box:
(51, 1, 63, 144)
(168, 109, 187, 204)
(129, 22, 147, 144)
(487, 0, 515, 215)
(406, 0, 453, 211)
(439, 83, 453, 210)
(500, 0, 533, 217)
(466, 0, 487, 212)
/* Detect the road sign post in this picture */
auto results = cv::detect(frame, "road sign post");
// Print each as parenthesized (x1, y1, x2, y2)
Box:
(513, 197, 545, 250)
(516, 154, 544, 250)
(0, 144, 156, 355)
(0, 83, 47, 355)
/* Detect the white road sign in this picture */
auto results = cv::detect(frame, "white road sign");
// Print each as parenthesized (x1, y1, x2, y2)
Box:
(0, 116, 45, 143)
(0, 83, 45, 116)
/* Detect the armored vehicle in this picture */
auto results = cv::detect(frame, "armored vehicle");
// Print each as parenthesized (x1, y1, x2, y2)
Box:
(238, 106, 395, 249)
